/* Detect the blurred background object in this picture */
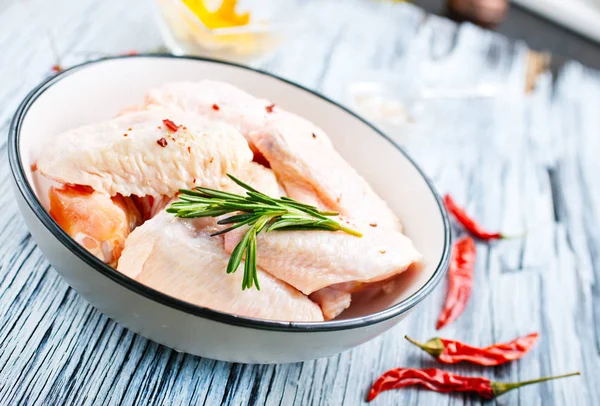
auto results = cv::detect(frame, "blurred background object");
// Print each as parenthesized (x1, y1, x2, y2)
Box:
(447, 0, 509, 27)
(150, 0, 600, 70)
(513, 0, 600, 44)
(441, 0, 600, 44)
(153, 0, 297, 63)
(417, 0, 600, 70)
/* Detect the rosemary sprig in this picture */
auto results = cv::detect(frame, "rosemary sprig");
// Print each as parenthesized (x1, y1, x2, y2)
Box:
(167, 174, 362, 290)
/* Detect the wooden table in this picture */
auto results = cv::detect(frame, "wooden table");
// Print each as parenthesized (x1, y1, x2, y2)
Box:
(1, 0, 598, 404)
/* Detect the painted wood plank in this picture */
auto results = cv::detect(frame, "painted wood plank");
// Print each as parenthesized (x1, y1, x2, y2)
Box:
(0, 0, 597, 405)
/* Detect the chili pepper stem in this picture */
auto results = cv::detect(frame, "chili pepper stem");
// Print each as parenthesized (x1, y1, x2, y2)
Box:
(404, 336, 443, 358)
(491, 372, 580, 397)
(501, 221, 552, 240)
(500, 231, 528, 240)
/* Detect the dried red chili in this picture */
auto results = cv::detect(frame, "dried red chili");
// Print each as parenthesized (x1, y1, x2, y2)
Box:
(444, 194, 503, 240)
(162, 119, 179, 132)
(367, 368, 579, 401)
(405, 333, 539, 366)
(265, 103, 275, 113)
(436, 236, 475, 330)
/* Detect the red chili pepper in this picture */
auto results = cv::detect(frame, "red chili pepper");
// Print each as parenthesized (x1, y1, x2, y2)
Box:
(444, 194, 503, 240)
(162, 119, 179, 132)
(405, 333, 539, 366)
(265, 103, 275, 113)
(436, 236, 475, 330)
(367, 368, 579, 401)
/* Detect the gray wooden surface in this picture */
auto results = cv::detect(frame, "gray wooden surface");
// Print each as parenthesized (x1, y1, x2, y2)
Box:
(0, 0, 598, 404)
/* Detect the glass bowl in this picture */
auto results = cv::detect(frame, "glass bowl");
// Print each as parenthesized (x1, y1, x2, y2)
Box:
(152, 0, 298, 63)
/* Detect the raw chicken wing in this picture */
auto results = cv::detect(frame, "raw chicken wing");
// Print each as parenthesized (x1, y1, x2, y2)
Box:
(143, 81, 402, 230)
(117, 212, 324, 322)
(38, 109, 253, 197)
(223, 224, 422, 295)
(49, 185, 141, 266)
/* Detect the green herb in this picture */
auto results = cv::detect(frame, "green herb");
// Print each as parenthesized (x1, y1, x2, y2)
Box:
(167, 174, 362, 290)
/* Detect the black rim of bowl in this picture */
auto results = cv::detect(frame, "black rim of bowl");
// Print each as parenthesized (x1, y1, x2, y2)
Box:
(8, 54, 452, 332)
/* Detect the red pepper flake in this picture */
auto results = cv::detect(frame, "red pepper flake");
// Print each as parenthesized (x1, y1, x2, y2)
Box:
(182, 126, 187, 130)
(369, 223, 378, 227)
(122, 50, 138, 56)
(444, 194, 504, 240)
(157, 126, 162, 129)
(405, 333, 539, 366)
(157, 138, 168, 147)
(51, 64, 62, 73)
(209, 157, 214, 163)
(30, 162, 38, 172)
(212, 104, 220, 111)
(265, 103, 275, 113)
(123, 133, 128, 137)
(436, 236, 475, 330)
(163, 119, 179, 132)
(187, 146, 191, 153)
(312, 133, 317, 139)
(367, 368, 579, 401)
(193, 178, 196, 183)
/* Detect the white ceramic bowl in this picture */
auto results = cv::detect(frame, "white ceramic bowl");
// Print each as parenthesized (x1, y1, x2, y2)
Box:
(8, 55, 451, 364)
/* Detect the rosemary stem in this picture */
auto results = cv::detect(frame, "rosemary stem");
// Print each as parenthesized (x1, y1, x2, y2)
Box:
(339, 224, 363, 237)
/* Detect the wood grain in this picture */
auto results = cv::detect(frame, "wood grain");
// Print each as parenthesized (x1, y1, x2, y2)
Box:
(0, 0, 597, 405)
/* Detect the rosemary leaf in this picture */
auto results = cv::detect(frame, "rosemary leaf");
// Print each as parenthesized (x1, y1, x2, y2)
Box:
(217, 213, 258, 225)
(227, 230, 252, 274)
(243, 230, 257, 290)
(211, 215, 260, 236)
